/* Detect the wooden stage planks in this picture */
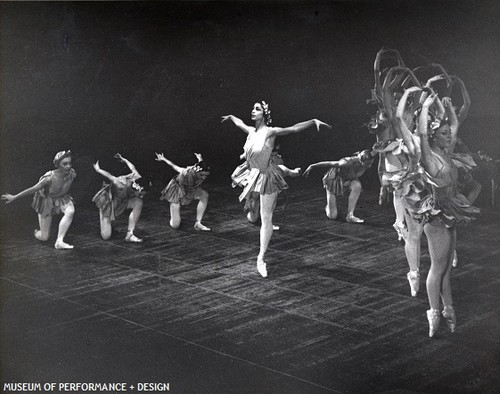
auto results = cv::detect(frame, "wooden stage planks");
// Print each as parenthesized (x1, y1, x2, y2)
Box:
(1, 177, 500, 393)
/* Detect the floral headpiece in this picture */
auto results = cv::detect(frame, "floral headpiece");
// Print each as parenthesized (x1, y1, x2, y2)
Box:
(430, 117, 442, 131)
(131, 180, 144, 193)
(194, 161, 210, 172)
(427, 114, 450, 140)
(53, 150, 72, 167)
(261, 101, 272, 125)
(131, 177, 149, 194)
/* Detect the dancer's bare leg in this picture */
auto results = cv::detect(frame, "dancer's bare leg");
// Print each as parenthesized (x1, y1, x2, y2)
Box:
(271, 192, 280, 231)
(424, 220, 454, 310)
(35, 214, 52, 241)
(440, 227, 456, 307)
(346, 180, 364, 223)
(125, 197, 143, 242)
(99, 210, 112, 240)
(424, 220, 454, 336)
(170, 202, 181, 229)
(257, 192, 278, 277)
(55, 202, 74, 249)
(404, 209, 423, 296)
(325, 190, 338, 219)
(194, 189, 211, 231)
(393, 193, 406, 241)
(441, 227, 457, 332)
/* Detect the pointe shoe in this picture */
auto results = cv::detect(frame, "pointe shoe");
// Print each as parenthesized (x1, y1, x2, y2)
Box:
(54, 240, 74, 249)
(346, 213, 364, 223)
(194, 222, 211, 231)
(442, 306, 456, 333)
(452, 250, 458, 268)
(427, 309, 441, 338)
(125, 232, 143, 243)
(257, 258, 268, 278)
(393, 222, 405, 242)
(407, 269, 420, 297)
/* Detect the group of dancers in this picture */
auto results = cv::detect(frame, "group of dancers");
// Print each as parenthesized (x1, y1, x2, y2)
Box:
(365, 48, 480, 337)
(2, 48, 481, 338)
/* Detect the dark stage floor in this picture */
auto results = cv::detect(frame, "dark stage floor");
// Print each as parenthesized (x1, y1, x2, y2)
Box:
(1, 177, 499, 393)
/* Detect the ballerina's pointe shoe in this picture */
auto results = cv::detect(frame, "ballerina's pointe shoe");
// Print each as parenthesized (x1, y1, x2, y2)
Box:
(452, 250, 458, 268)
(54, 240, 74, 249)
(194, 222, 211, 231)
(407, 269, 420, 297)
(257, 258, 268, 278)
(125, 232, 143, 243)
(442, 306, 456, 333)
(427, 309, 441, 338)
(346, 213, 364, 223)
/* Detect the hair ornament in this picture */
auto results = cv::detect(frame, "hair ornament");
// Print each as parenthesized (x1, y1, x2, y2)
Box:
(261, 101, 272, 125)
(430, 118, 442, 131)
(194, 161, 210, 172)
(53, 150, 72, 167)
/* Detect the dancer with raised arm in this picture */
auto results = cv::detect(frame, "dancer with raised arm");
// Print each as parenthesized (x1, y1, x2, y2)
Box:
(2, 150, 76, 249)
(92, 153, 145, 242)
(222, 101, 331, 277)
(446, 76, 481, 267)
(156, 152, 211, 232)
(368, 48, 406, 206)
(303, 150, 375, 223)
(411, 93, 479, 337)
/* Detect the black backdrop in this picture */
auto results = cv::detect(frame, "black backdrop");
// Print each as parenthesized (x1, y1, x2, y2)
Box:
(1, 1, 499, 202)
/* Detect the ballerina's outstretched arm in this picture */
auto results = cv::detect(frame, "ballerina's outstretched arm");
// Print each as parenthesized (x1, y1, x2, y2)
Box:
(114, 153, 141, 179)
(1, 177, 51, 204)
(268, 119, 332, 138)
(303, 159, 345, 177)
(155, 153, 185, 174)
(93, 160, 119, 183)
(221, 115, 254, 134)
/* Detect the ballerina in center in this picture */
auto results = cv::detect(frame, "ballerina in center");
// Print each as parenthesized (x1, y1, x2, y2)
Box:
(222, 101, 331, 277)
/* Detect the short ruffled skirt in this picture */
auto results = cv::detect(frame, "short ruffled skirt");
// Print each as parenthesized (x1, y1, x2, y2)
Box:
(92, 184, 128, 220)
(160, 178, 201, 205)
(231, 161, 250, 188)
(231, 162, 288, 202)
(381, 170, 407, 191)
(407, 193, 480, 228)
(32, 192, 73, 217)
(322, 169, 358, 196)
(395, 169, 429, 203)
